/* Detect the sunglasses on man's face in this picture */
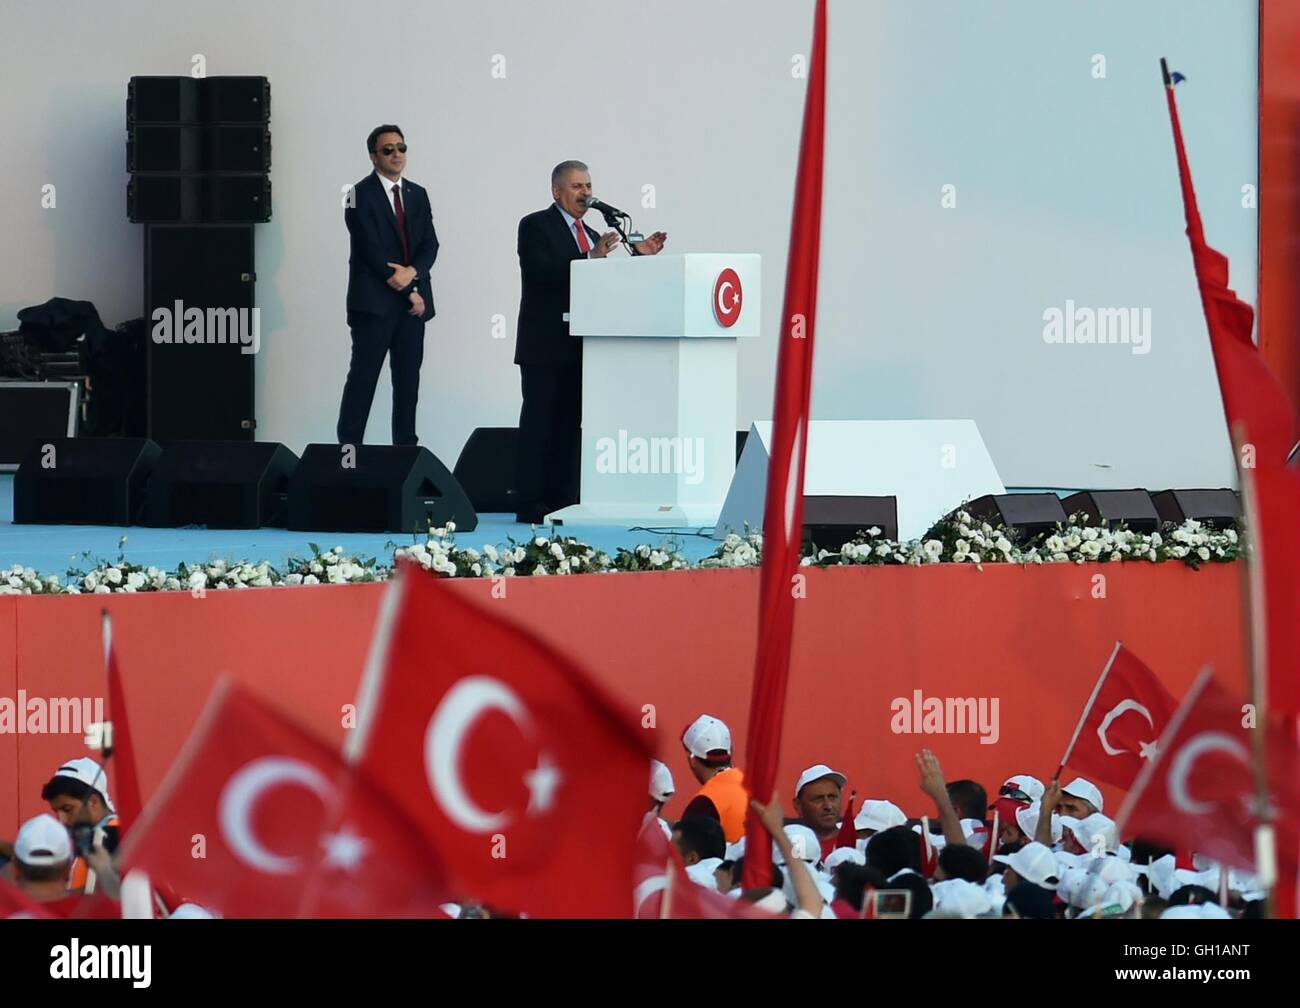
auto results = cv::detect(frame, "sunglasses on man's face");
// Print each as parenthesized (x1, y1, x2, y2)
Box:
(998, 786, 1031, 802)
(378, 143, 407, 155)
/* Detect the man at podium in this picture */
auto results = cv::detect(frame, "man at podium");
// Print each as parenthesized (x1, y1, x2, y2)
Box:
(513, 159, 667, 524)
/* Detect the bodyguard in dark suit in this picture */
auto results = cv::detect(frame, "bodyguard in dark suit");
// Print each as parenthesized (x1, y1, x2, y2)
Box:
(337, 124, 439, 446)
(513, 160, 666, 523)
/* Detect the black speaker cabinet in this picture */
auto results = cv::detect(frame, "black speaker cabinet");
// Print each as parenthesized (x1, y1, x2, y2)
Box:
(128, 125, 270, 172)
(202, 76, 270, 123)
(14, 437, 161, 525)
(0, 381, 80, 470)
(130, 174, 269, 223)
(145, 224, 255, 441)
(1151, 488, 1240, 529)
(127, 76, 201, 123)
(288, 444, 478, 534)
(802, 495, 899, 549)
(1061, 489, 1160, 533)
(145, 440, 298, 528)
(962, 493, 1068, 538)
(452, 427, 519, 513)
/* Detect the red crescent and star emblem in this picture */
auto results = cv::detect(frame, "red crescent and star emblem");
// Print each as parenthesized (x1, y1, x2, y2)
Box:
(713, 268, 743, 327)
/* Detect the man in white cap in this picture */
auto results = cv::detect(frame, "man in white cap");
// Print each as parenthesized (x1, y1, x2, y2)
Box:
(41, 756, 119, 894)
(853, 799, 907, 853)
(9, 814, 84, 917)
(1052, 777, 1104, 819)
(790, 763, 847, 861)
(679, 714, 748, 843)
(993, 841, 1060, 919)
(645, 759, 675, 839)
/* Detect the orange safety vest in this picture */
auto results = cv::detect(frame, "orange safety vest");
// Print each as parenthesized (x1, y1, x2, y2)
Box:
(67, 815, 119, 893)
(695, 768, 749, 843)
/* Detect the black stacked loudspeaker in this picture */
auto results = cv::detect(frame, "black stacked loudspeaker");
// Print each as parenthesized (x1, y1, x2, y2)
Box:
(1060, 489, 1160, 533)
(14, 438, 161, 525)
(129, 75, 270, 443)
(145, 441, 298, 528)
(288, 444, 478, 533)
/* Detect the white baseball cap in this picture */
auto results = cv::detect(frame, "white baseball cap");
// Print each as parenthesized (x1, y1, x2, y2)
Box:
(682, 715, 731, 762)
(1061, 777, 1104, 814)
(999, 775, 1045, 803)
(649, 760, 675, 803)
(774, 824, 820, 866)
(15, 813, 72, 866)
(1161, 902, 1231, 920)
(993, 842, 1061, 890)
(1015, 801, 1062, 844)
(931, 878, 994, 918)
(824, 847, 866, 873)
(725, 837, 747, 861)
(49, 756, 114, 811)
(854, 799, 907, 833)
(1061, 812, 1119, 854)
(794, 764, 846, 798)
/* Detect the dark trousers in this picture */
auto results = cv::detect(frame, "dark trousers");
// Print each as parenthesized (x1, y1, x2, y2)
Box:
(515, 360, 582, 512)
(336, 311, 425, 446)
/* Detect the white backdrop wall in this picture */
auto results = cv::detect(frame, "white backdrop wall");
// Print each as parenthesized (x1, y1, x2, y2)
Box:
(0, 0, 1256, 489)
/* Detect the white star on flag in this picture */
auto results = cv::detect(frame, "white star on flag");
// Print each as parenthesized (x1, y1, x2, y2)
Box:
(321, 827, 370, 872)
(524, 753, 562, 814)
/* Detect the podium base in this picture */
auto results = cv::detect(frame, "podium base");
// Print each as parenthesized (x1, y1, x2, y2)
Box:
(545, 501, 722, 529)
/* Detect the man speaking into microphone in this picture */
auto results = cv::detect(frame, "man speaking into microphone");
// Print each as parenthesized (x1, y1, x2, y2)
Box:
(513, 159, 667, 524)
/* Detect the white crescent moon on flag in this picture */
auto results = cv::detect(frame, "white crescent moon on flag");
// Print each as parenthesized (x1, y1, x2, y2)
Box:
(219, 756, 334, 875)
(1097, 699, 1155, 756)
(716, 281, 736, 317)
(425, 676, 532, 834)
(1167, 731, 1250, 815)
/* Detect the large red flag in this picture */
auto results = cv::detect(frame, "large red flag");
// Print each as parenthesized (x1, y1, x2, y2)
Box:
(1115, 669, 1298, 876)
(101, 612, 143, 837)
(347, 562, 654, 918)
(742, 0, 828, 891)
(118, 679, 449, 918)
(0, 877, 54, 919)
(1163, 59, 1300, 914)
(1060, 642, 1178, 790)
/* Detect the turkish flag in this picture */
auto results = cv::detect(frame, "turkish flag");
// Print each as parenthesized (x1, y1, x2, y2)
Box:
(1063, 643, 1177, 790)
(1115, 670, 1298, 874)
(118, 679, 449, 918)
(102, 612, 143, 837)
(347, 562, 654, 918)
(0, 877, 54, 918)
(742, 0, 828, 892)
(633, 816, 773, 919)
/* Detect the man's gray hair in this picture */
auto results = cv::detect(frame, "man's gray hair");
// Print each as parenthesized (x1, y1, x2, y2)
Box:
(551, 160, 589, 187)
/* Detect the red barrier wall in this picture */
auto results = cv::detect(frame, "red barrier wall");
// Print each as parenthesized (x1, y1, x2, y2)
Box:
(0, 562, 1246, 838)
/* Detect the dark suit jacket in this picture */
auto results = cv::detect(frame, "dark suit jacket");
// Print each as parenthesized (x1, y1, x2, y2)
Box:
(514, 203, 600, 366)
(345, 172, 439, 323)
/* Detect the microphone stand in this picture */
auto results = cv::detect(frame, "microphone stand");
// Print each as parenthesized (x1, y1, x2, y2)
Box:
(597, 207, 642, 256)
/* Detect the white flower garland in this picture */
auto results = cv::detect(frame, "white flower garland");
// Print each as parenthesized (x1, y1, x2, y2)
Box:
(0, 513, 1242, 595)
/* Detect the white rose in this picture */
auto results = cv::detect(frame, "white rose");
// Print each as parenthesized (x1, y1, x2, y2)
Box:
(995, 537, 1013, 554)
(310, 561, 324, 575)
(724, 534, 741, 548)
(1044, 536, 1064, 552)
(1081, 527, 1099, 541)
(446, 521, 456, 533)
(1197, 547, 1211, 561)
(164, 577, 181, 590)
(94, 584, 111, 594)
(1225, 529, 1238, 544)
(533, 566, 548, 576)
(513, 547, 526, 563)
(105, 567, 123, 585)
(504, 566, 516, 576)
(303, 574, 319, 585)
(970, 552, 982, 563)
(953, 539, 970, 556)
(286, 573, 304, 585)
(471, 563, 483, 576)
(1080, 541, 1102, 558)
(534, 537, 549, 548)
(8, 575, 23, 588)
(636, 545, 651, 559)
(188, 571, 207, 589)
(126, 572, 146, 590)
(550, 543, 565, 560)
(252, 576, 273, 587)
(922, 540, 943, 560)
(483, 545, 499, 563)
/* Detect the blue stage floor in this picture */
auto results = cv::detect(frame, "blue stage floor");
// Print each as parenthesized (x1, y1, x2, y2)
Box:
(0, 474, 724, 576)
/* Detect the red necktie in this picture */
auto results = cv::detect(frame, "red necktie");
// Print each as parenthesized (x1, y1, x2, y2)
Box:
(392, 184, 409, 264)
(574, 219, 590, 253)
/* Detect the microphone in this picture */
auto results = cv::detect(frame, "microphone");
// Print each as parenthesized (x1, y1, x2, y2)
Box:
(582, 196, 628, 219)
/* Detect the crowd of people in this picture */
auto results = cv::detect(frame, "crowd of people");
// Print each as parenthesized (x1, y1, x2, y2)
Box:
(0, 714, 1266, 919)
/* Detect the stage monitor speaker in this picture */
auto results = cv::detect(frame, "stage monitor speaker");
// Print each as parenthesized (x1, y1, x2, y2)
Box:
(453, 427, 519, 513)
(802, 495, 898, 549)
(287, 444, 478, 534)
(202, 76, 270, 123)
(144, 440, 297, 528)
(145, 224, 255, 440)
(14, 437, 161, 525)
(1060, 489, 1160, 533)
(1150, 488, 1240, 528)
(962, 493, 1068, 538)
(128, 125, 270, 172)
(716, 420, 1005, 541)
(127, 76, 201, 123)
(0, 381, 80, 471)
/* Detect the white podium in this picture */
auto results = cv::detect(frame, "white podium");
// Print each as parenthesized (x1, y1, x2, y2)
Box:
(546, 253, 760, 527)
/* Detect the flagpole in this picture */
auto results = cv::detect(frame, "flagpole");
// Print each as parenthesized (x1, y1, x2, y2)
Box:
(1056, 640, 1123, 775)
